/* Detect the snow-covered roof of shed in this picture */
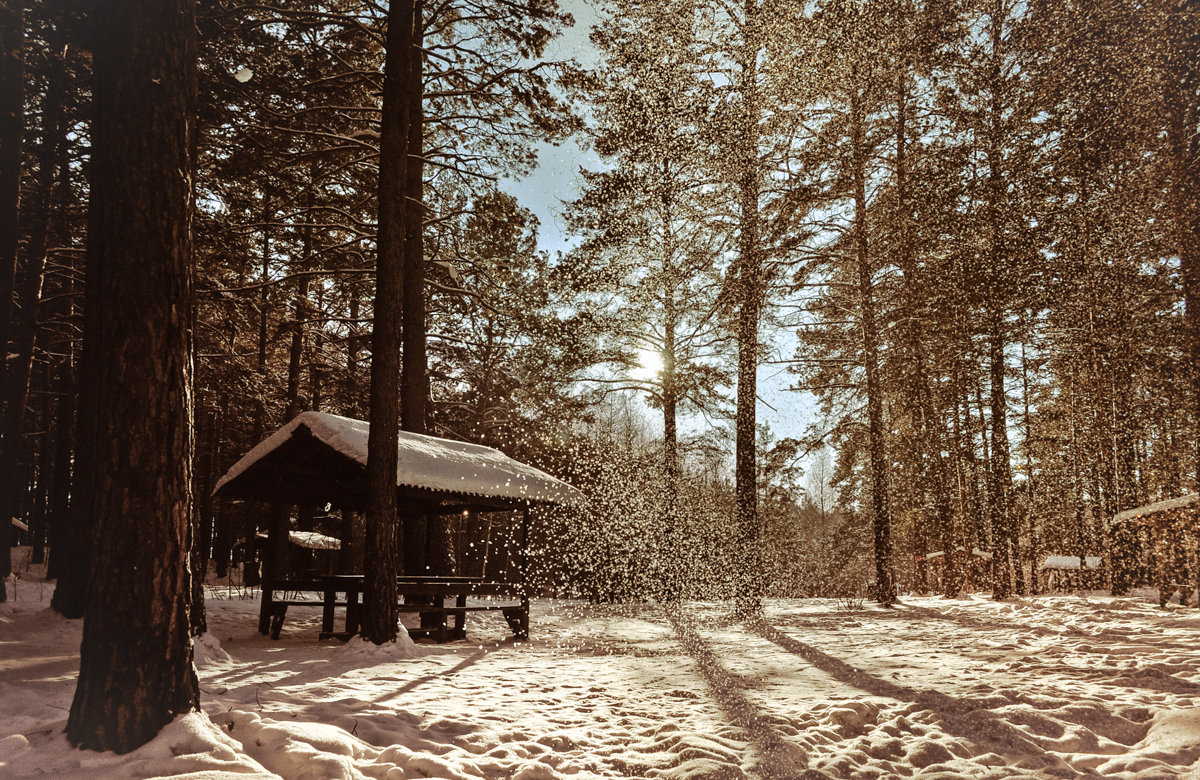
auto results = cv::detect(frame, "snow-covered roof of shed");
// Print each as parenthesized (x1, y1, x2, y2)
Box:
(1112, 493, 1199, 524)
(922, 547, 992, 561)
(1040, 555, 1101, 570)
(213, 411, 584, 506)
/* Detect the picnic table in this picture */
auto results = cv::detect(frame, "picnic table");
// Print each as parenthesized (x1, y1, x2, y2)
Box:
(263, 574, 529, 642)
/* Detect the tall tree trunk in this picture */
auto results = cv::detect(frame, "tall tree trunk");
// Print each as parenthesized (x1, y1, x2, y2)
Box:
(660, 158, 681, 601)
(403, 2, 440, 594)
(0, 0, 22, 369)
(987, 311, 1014, 597)
(984, 0, 1014, 598)
(401, 0, 426, 436)
(850, 82, 894, 606)
(1020, 336, 1039, 593)
(45, 374, 74, 581)
(66, 0, 200, 751)
(30, 381, 52, 565)
(362, 0, 415, 644)
(0, 34, 65, 599)
(733, 0, 764, 617)
(42, 129, 78, 581)
(1159, 0, 1200, 486)
(894, 66, 957, 598)
(0, 0, 20, 601)
(285, 172, 316, 420)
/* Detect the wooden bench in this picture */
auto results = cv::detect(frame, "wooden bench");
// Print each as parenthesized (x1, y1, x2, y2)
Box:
(263, 575, 529, 642)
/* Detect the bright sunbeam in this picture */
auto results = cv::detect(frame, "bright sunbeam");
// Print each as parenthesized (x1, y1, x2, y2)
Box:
(631, 348, 664, 380)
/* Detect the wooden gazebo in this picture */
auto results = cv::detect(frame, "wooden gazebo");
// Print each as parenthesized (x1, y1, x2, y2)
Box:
(213, 411, 584, 639)
(1111, 494, 1199, 607)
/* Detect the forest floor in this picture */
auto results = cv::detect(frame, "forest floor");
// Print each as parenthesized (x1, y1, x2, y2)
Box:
(2, 553, 1200, 779)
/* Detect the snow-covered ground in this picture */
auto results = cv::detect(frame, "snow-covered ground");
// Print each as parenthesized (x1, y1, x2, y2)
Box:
(2, 562, 1200, 778)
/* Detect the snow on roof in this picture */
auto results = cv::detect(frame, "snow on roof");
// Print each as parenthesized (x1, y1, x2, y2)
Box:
(214, 411, 584, 506)
(290, 530, 341, 550)
(1112, 493, 1200, 524)
(921, 547, 992, 561)
(1040, 555, 1102, 570)
(255, 530, 342, 550)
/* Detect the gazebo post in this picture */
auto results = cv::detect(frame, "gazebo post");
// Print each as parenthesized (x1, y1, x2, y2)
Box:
(519, 505, 530, 639)
(257, 506, 290, 635)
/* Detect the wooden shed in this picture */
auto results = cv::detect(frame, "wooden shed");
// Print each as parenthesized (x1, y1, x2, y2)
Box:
(213, 411, 584, 639)
(915, 547, 993, 592)
(1110, 494, 1199, 607)
(1038, 555, 1103, 592)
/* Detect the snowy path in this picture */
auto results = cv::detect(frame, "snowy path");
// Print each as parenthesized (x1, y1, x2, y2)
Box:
(2, 587, 1199, 778)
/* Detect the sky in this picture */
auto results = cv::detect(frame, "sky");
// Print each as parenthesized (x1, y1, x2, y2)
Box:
(510, 0, 818, 447)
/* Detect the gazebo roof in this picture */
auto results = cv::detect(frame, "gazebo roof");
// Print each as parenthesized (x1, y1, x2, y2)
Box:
(1112, 493, 1199, 524)
(213, 411, 584, 512)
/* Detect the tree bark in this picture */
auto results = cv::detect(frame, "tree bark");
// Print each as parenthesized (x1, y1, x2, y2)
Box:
(0, 0, 21, 369)
(984, 0, 1014, 598)
(850, 82, 895, 606)
(0, 20, 65, 599)
(661, 177, 680, 601)
(362, 0, 415, 644)
(65, 0, 200, 752)
(733, 0, 764, 617)
(1159, 0, 1200, 486)
(0, 0, 19, 601)
(402, 3, 441, 600)
(401, 0, 426, 436)
(893, 66, 957, 598)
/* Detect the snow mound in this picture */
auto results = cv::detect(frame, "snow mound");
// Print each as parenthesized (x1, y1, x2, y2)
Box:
(192, 633, 232, 667)
(333, 631, 421, 660)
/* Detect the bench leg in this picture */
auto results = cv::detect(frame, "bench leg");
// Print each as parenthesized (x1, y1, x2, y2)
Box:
(449, 595, 467, 641)
(269, 603, 288, 640)
(322, 588, 337, 635)
(503, 602, 529, 640)
(346, 586, 361, 635)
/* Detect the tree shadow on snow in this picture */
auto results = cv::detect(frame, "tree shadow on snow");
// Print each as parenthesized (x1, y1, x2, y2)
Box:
(746, 617, 1082, 777)
(370, 649, 489, 704)
(667, 607, 829, 780)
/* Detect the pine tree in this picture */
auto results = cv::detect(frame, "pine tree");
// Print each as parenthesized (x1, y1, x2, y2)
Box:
(65, 0, 200, 751)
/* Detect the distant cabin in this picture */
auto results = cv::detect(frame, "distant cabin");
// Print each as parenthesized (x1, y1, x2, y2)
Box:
(1038, 555, 1103, 592)
(916, 547, 993, 591)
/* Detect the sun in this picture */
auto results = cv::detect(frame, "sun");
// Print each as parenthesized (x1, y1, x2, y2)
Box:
(632, 348, 664, 380)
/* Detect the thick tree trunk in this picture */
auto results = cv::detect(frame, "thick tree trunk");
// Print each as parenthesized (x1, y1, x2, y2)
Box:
(362, 0, 415, 644)
(65, 0, 200, 752)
